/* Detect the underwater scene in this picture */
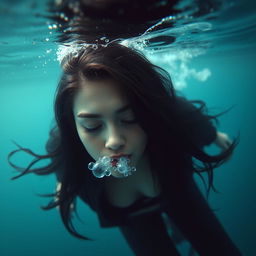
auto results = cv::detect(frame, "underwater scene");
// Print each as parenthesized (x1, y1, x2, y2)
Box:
(1, 0, 256, 255)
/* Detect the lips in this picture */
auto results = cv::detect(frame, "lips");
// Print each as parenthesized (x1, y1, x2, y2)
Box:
(111, 159, 119, 167)
(110, 154, 131, 159)
(110, 154, 131, 167)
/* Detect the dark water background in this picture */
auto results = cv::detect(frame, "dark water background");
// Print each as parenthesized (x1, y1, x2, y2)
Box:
(0, 0, 256, 255)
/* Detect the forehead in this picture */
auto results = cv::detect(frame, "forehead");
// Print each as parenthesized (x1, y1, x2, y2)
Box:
(73, 79, 128, 113)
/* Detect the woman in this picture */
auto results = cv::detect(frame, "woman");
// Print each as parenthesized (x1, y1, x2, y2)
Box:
(8, 43, 241, 255)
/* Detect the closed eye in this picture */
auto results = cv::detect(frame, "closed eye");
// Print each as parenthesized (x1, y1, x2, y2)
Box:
(83, 126, 102, 132)
(83, 119, 137, 133)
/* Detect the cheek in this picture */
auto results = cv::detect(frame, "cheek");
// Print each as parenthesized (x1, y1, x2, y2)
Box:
(132, 127, 147, 151)
(82, 138, 101, 160)
(76, 128, 100, 157)
(76, 127, 86, 146)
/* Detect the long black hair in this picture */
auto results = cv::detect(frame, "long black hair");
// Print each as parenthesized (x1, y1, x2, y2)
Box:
(8, 42, 238, 240)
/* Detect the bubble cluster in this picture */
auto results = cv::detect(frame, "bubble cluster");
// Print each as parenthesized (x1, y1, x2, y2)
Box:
(88, 156, 136, 178)
(56, 41, 110, 63)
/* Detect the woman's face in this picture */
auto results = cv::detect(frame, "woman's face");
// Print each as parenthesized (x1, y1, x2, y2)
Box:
(73, 78, 148, 178)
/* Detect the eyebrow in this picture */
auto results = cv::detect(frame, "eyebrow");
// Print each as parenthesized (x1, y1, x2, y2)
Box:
(77, 104, 131, 118)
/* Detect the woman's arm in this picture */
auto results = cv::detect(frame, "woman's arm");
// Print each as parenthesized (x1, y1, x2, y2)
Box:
(176, 97, 234, 153)
(175, 96, 217, 147)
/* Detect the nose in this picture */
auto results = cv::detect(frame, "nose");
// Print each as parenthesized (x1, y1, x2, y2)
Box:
(105, 125, 125, 151)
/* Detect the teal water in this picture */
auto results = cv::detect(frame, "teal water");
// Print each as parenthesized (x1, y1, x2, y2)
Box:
(1, 0, 256, 255)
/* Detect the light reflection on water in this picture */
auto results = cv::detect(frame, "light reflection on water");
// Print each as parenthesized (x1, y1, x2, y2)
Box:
(0, 0, 255, 87)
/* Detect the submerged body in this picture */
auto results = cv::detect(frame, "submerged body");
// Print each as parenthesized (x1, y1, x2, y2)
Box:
(62, 73, 239, 254)
(9, 43, 241, 255)
(71, 92, 239, 255)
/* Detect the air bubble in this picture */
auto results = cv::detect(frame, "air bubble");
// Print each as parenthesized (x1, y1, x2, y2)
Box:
(92, 44, 98, 50)
(88, 156, 136, 178)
